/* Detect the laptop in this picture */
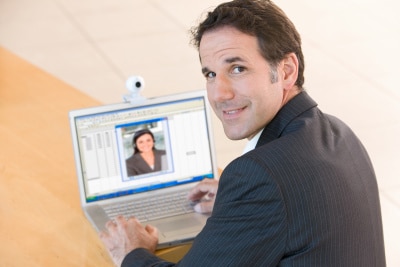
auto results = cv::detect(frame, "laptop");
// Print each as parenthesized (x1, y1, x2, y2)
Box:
(69, 90, 218, 249)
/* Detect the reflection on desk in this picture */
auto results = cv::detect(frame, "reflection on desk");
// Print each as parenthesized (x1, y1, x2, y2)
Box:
(0, 47, 190, 266)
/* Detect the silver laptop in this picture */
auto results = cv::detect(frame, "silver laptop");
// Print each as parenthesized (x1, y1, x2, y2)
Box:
(69, 90, 218, 249)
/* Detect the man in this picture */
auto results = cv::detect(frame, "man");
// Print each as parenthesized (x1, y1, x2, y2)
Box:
(100, 0, 386, 266)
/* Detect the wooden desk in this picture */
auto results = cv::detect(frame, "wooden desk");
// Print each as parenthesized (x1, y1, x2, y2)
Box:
(0, 47, 190, 266)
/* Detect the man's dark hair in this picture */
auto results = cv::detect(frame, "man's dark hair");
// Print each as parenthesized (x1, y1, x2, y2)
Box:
(191, 0, 305, 88)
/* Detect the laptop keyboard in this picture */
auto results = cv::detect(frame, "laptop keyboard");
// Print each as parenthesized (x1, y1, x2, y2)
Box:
(103, 190, 195, 222)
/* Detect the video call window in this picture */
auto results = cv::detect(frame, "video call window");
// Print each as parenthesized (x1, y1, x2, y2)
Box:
(115, 118, 173, 181)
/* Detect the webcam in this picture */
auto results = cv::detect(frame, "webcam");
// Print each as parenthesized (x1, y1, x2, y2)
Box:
(123, 75, 146, 104)
(126, 76, 145, 93)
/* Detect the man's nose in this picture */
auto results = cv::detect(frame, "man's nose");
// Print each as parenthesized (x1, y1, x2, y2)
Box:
(211, 75, 234, 102)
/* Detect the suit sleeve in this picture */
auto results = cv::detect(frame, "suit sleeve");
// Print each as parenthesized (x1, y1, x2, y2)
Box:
(179, 154, 288, 266)
(122, 154, 287, 267)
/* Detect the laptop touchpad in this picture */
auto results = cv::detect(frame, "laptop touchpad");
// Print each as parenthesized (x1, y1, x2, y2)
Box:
(157, 217, 203, 237)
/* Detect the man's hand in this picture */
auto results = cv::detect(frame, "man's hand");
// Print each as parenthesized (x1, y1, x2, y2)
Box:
(99, 216, 159, 266)
(187, 178, 219, 213)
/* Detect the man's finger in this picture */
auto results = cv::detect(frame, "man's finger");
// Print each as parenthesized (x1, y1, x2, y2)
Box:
(145, 224, 159, 237)
(188, 179, 218, 200)
(194, 201, 214, 213)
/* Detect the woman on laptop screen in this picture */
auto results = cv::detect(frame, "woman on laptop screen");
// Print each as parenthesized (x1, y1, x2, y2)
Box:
(125, 129, 166, 176)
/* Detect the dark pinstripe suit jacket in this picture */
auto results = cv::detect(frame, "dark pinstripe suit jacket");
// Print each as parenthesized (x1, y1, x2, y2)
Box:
(122, 91, 386, 267)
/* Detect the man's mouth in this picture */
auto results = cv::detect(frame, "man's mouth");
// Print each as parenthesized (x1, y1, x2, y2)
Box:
(224, 109, 240, 115)
(223, 107, 245, 116)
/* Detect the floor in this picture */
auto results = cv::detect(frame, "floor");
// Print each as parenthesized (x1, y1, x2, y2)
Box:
(1, 0, 399, 265)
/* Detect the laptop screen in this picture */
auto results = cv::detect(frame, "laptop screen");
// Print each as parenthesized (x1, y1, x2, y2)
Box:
(72, 94, 215, 203)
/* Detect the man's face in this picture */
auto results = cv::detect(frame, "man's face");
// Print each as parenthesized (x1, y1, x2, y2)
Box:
(199, 26, 286, 140)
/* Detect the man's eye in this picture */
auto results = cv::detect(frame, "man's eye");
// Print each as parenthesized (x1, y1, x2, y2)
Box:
(205, 72, 216, 79)
(232, 66, 245, 74)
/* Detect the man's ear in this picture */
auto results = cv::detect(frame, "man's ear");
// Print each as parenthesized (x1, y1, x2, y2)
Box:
(282, 53, 299, 90)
